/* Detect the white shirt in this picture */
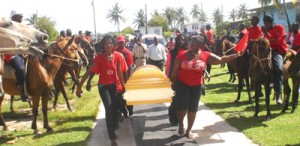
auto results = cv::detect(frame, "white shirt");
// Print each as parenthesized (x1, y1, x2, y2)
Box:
(146, 43, 167, 62)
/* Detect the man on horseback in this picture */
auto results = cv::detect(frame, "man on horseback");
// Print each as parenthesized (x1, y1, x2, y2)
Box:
(263, 15, 288, 105)
(3, 10, 29, 102)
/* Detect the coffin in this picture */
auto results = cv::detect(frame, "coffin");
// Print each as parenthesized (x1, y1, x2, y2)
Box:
(124, 65, 173, 105)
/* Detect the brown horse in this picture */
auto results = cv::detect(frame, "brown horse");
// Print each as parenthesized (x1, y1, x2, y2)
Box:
(2, 37, 76, 134)
(221, 36, 252, 103)
(0, 17, 48, 130)
(282, 51, 300, 113)
(52, 36, 91, 111)
(248, 38, 273, 120)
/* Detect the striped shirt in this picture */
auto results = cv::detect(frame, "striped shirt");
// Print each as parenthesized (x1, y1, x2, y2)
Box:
(132, 43, 147, 58)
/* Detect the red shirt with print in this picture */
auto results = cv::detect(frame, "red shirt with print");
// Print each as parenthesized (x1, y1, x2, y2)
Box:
(115, 47, 134, 67)
(264, 25, 288, 54)
(247, 25, 262, 41)
(177, 50, 211, 86)
(92, 52, 119, 85)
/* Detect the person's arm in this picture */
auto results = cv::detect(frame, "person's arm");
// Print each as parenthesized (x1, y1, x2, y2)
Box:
(162, 45, 167, 63)
(207, 51, 243, 65)
(170, 58, 181, 83)
(76, 62, 95, 97)
(117, 62, 125, 90)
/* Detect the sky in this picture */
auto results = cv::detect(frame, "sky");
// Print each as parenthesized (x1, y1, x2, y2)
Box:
(0, 0, 289, 34)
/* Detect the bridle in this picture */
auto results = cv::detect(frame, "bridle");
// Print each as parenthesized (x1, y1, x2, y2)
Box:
(250, 40, 272, 75)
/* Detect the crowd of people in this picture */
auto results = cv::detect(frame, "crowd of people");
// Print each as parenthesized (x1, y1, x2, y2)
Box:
(1, 9, 299, 146)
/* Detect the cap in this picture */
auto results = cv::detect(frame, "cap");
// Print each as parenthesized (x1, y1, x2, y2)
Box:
(10, 10, 23, 18)
(117, 35, 125, 42)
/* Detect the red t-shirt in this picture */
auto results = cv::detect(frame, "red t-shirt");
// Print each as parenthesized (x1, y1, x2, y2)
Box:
(292, 32, 300, 52)
(92, 52, 119, 85)
(265, 25, 288, 54)
(177, 50, 211, 86)
(206, 30, 214, 45)
(247, 25, 262, 41)
(114, 51, 128, 72)
(115, 47, 134, 67)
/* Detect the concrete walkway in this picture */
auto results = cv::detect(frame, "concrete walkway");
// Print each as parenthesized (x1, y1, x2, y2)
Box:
(86, 102, 257, 146)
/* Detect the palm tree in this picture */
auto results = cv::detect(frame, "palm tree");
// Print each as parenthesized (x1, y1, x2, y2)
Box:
(133, 9, 146, 29)
(199, 9, 208, 22)
(238, 3, 248, 20)
(258, 0, 272, 15)
(190, 4, 201, 22)
(163, 7, 176, 28)
(106, 3, 126, 32)
(229, 9, 237, 21)
(175, 7, 190, 28)
(151, 9, 161, 17)
(26, 14, 38, 28)
(212, 8, 223, 26)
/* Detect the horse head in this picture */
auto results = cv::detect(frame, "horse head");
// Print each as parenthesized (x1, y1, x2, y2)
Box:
(74, 36, 93, 66)
(250, 38, 272, 75)
(0, 17, 49, 54)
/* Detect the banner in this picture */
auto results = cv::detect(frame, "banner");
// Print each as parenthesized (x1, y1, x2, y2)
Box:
(235, 33, 248, 52)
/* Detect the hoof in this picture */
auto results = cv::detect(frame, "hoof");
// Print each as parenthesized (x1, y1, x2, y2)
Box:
(233, 100, 239, 103)
(265, 117, 270, 121)
(280, 110, 286, 114)
(34, 130, 43, 135)
(291, 109, 295, 114)
(46, 128, 54, 133)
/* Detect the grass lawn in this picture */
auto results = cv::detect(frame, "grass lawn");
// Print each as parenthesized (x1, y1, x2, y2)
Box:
(0, 73, 100, 146)
(202, 65, 300, 146)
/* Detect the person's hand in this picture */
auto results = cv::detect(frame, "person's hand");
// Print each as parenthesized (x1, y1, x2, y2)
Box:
(236, 50, 245, 57)
(121, 87, 126, 95)
(86, 82, 91, 91)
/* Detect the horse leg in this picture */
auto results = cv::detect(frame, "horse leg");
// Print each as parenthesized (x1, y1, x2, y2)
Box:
(281, 80, 290, 113)
(245, 76, 252, 104)
(291, 79, 299, 114)
(42, 92, 53, 132)
(31, 95, 42, 135)
(61, 83, 73, 111)
(53, 85, 61, 110)
(0, 94, 7, 130)
(234, 73, 244, 103)
(265, 83, 272, 121)
(232, 73, 236, 83)
(10, 95, 14, 112)
(253, 83, 260, 118)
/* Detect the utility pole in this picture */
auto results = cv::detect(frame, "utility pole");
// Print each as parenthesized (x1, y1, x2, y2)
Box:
(145, 4, 148, 35)
(91, 0, 97, 38)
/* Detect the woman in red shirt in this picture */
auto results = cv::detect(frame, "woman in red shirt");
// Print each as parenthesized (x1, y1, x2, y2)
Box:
(171, 36, 243, 138)
(91, 35, 124, 146)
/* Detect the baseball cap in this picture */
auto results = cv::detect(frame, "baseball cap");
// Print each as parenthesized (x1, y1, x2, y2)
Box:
(10, 10, 23, 18)
(117, 35, 125, 42)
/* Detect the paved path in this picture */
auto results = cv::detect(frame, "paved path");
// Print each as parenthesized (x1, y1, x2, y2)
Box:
(86, 102, 257, 146)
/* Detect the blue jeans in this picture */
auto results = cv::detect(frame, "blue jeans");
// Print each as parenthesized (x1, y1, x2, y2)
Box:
(98, 84, 118, 141)
(9, 55, 25, 85)
(272, 50, 284, 93)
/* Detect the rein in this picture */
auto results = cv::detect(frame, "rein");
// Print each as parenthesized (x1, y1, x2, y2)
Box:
(44, 53, 80, 62)
(250, 42, 272, 74)
(223, 45, 235, 55)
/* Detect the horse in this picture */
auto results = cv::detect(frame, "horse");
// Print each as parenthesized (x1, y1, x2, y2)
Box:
(221, 37, 252, 103)
(52, 36, 91, 111)
(2, 36, 76, 134)
(0, 17, 49, 130)
(248, 38, 273, 120)
(211, 35, 225, 68)
(282, 51, 300, 113)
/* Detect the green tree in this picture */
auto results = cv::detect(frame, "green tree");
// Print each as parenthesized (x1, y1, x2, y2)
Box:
(229, 9, 238, 21)
(121, 26, 134, 34)
(148, 15, 169, 32)
(106, 3, 126, 33)
(163, 7, 176, 28)
(258, 0, 272, 15)
(199, 9, 208, 22)
(151, 9, 161, 17)
(175, 7, 189, 28)
(212, 8, 223, 26)
(216, 21, 229, 35)
(133, 9, 146, 29)
(35, 16, 59, 42)
(190, 4, 201, 22)
(26, 14, 38, 28)
(238, 3, 248, 20)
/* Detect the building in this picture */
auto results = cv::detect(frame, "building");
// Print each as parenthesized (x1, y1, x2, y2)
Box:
(248, 1, 300, 33)
(138, 26, 163, 35)
(180, 21, 210, 36)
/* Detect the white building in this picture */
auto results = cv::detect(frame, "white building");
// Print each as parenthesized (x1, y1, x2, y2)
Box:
(139, 26, 163, 35)
(180, 21, 210, 36)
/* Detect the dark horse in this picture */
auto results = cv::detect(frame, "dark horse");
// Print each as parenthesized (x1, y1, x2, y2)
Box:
(282, 51, 300, 113)
(221, 36, 252, 103)
(248, 38, 273, 120)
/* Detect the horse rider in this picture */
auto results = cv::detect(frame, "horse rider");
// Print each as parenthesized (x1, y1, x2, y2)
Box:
(3, 10, 29, 102)
(263, 15, 288, 105)
(56, 30, 66, 42)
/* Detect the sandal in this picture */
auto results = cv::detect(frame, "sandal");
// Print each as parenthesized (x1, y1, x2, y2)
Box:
(185, 131, 195, 139)
(178, 124, 184, 136)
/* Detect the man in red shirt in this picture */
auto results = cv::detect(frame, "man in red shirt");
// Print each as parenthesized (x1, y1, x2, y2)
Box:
(206, 24, 214, 46)
(290, 22, 300, 52)
(247, 16, 263, 42)
(263, 15, 288, 105)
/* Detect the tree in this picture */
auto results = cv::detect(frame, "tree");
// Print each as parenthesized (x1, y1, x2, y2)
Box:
(133, 9, 146, 29)
(190, 4, 201, 22)
(106, 3, 126, 33)
(238, 3, 248, 20)
(163, 7, 176, 29)
(175, 7, 190, 28)
(199, 9, 208, 22)
(229, 9, 238, 21)
(151, 9, 161, 17)
(148, 15, 169, 32)
(26, 14, 38, 28)
(35, 16, 59, 42)
(258, 0, 272, 15)
(212, 8, 223, 26)
(121, 26, 134, 34)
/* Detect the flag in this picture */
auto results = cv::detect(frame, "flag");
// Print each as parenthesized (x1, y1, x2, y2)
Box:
(235, 33, 248, 52)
